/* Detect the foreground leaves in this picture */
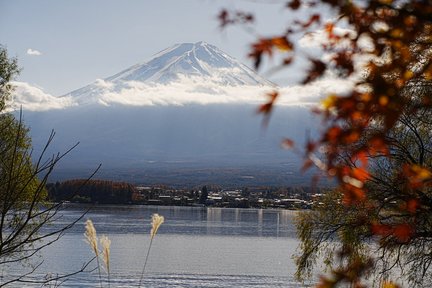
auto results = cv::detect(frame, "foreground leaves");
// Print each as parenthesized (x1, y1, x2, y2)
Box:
(221, 0, 432, 286)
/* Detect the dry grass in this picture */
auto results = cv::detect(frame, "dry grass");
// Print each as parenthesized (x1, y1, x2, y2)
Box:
(139, 213, 164, 287)
(85, 214, 163, 287)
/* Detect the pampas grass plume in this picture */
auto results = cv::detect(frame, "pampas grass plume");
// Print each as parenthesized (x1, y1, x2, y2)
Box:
(84, 219, 103, 288)
(150, 214, 164, 240)
(139, 213, 164, 287)
(84, 219, 98, 257)
(100, 235, 111, 273)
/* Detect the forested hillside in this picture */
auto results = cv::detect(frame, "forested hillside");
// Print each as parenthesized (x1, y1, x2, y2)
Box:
(48, 179, 137, 204)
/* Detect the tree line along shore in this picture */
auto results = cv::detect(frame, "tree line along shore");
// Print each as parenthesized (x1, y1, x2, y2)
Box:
(47, 179, 327, 209)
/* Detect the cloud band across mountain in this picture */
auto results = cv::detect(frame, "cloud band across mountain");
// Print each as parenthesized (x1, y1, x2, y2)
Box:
(10, 82, 76, 111)
(10, 42, 353, 111)
(11, 76, 353, 111)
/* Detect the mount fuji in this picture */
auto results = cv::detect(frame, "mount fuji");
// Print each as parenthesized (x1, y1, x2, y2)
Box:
(103, 41, 271, 85)
(19, 42, 319, 186)
(64, 41, 273, 105)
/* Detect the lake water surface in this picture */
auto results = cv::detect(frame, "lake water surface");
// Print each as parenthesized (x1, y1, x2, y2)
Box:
(5, 205, 317, 287)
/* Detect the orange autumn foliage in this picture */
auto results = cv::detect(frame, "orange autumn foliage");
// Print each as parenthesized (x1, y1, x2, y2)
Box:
(220, 0, 432, 286)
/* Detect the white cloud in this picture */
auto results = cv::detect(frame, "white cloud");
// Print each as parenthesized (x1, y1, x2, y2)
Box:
(9, 76, 354, 112)
(78, 75, 353, 107)
(9, 82, 75, 111)
(278, 77, 353, 105)
(26, 48, 42, 56)
(94, 78, 114, 89)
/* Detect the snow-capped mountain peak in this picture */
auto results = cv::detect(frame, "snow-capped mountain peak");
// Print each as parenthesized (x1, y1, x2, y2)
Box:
(66, 42, 273, 103)
(105, 41, 271, 85)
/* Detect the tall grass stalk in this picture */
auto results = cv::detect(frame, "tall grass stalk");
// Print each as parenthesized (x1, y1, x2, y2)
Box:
(84, 219, 102, 288)
(138, 213, 164, 287)
(100, 235, 111, 288)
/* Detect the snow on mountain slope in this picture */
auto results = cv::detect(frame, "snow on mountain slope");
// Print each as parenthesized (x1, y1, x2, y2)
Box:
(105, 41, 271, 85)
(66, 42, 274, 104)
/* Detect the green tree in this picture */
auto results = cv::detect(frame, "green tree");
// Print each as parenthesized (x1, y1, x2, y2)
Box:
(0, 47, 42, 206)
(0, 46, 94, 286)
(0, 47, 18, 111)
(0, 113, 43, 203)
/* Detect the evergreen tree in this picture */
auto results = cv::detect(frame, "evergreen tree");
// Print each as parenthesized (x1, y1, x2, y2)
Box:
(199, 185, 208, 205)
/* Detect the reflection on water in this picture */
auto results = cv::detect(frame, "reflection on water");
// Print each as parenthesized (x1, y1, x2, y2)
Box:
(5, 205, 315, 287)
(47, 204, 299, 238)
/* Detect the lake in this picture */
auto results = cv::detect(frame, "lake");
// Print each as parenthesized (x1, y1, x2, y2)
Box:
(4, 205, 317, 287)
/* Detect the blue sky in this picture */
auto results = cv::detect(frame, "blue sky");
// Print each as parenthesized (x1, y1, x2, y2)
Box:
(1, 0, 293, 96)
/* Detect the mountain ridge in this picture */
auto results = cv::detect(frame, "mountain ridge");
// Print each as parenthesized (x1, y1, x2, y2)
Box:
(104, 41, 272, 85)
(65, 41, 273, 104)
